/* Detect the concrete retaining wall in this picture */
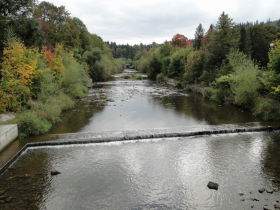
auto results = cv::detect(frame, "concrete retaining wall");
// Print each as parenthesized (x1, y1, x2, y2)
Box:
(0, 124, 18, 152)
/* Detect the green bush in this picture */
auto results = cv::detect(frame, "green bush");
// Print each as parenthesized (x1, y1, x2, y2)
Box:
(62, 53, 89, 98)
(253, 98, 280, 121)
(17, 111, 52, 138)
(168, 48, 191, 79)
(229, 51, 260, 107)
(156, 73, 165, 82)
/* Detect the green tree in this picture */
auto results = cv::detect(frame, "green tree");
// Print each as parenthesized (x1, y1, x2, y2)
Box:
(205, 12, 240, 70)
(193, 23, 204, 50)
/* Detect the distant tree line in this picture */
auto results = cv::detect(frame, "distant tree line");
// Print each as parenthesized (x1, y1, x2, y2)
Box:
(135, 12, 280, 121)
(106, 42, 159, 59)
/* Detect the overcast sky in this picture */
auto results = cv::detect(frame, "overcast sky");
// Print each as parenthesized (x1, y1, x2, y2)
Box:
(44, 0, 279, 45)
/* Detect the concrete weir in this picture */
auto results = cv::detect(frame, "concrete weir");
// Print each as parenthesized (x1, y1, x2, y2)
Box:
(0, 125, 280, 176)
(0, 124, 18, 152)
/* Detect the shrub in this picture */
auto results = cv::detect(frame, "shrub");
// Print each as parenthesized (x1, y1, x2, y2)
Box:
(268, 39, 280, 73)
(156, 73, 165, 82)
(62, 53, 89, 98)
(253, 98, 280, 121)
(168, 48, 191, 79)
(17, 111, 52, 138)
(230, 51, 260, 107)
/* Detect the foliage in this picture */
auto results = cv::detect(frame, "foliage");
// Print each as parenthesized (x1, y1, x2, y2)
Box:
(0, 41, 40, 112)
(268, 39, 280, 72)
(193, 24, 204, 50)
(204, 12, 240, 75)
(253, 98, 280, 121)
(171, 34, 192, 48)
(17, 111, 52, 138)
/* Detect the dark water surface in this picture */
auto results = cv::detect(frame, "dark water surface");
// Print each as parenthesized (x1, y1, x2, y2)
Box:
(0, 133, 280, 209)
(0, 70, 280, 209)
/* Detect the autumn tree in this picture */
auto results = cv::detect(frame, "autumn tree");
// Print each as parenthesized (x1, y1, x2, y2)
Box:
(0, 41, 40, 111)
(171, 34, 192, 48)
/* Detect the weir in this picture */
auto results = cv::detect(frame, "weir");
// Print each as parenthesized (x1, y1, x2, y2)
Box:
(1, 125, 279, 176)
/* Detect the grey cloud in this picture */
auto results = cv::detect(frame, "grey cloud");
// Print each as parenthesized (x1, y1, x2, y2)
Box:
(44, 0, 279, 44)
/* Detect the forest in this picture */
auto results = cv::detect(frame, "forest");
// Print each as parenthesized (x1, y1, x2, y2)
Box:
(134, 13, 280, 121)
(0, 0, 124, 137)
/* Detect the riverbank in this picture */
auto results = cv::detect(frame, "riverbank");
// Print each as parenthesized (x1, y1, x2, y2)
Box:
(159, 76, 280, 122)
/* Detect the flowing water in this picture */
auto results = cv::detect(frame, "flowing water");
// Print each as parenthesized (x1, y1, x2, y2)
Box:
(0, 70, 280, 209)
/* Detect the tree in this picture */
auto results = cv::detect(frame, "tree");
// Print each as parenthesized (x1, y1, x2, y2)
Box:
(34, 1, 70, 46)
(0, 40, 40, 111)
(205, 12, 240, 70)
(193, 24, 204, 50)
(0, 0, 35, 16)
(248, 23, 279, 66)
(171, 34, 192, 48)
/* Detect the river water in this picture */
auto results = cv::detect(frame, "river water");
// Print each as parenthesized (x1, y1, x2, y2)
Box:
(0, 70, 279, 209)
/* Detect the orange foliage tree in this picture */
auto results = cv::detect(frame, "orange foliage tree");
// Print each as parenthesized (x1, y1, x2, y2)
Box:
(171, 34, 192, 48)
(42, 44, 65, 76)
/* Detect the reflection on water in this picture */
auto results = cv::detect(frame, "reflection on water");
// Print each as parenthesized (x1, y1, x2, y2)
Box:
(0, 132, 280, 209)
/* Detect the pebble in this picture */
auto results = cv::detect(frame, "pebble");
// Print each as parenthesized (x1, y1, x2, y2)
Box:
(239, 193, 245, 196)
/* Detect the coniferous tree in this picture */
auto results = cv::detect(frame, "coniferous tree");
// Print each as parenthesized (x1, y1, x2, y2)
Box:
(193, 23, 204, 50)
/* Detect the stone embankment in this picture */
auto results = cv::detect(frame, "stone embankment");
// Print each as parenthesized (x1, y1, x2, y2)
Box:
(0, 114, 18, 152)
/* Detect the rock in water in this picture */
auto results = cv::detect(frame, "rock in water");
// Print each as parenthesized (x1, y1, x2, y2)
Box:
(259, 188, 265, 193)
(266, 188, 273, 194)
(50, 170, 61, 176)
(207, 181, 219, 190)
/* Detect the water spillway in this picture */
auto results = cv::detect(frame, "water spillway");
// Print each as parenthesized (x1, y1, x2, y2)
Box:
(0, 131, 280, 210)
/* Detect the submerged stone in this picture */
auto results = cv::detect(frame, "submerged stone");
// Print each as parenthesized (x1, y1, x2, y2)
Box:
(250, 198, 259, 201)
(50, 170, 61, 176)
(259, 188, 265, 193)
(207, 181, 219, 190)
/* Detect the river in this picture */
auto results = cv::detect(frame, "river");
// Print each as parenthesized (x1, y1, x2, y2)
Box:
(0, 69, 279, 209)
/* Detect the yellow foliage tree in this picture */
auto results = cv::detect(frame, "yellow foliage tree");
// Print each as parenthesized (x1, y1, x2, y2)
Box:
(0, 41, 40, 112)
